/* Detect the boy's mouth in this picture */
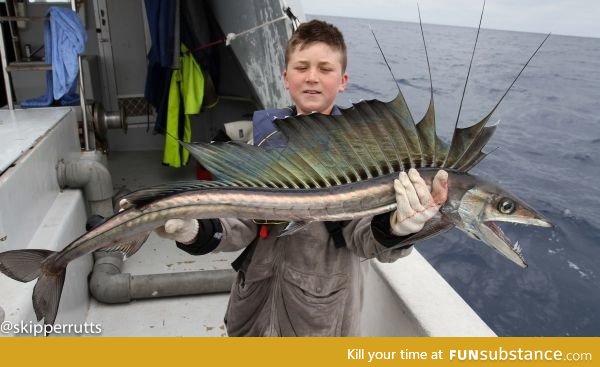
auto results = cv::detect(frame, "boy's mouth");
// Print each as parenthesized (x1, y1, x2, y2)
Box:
(303, 90, 321, 94)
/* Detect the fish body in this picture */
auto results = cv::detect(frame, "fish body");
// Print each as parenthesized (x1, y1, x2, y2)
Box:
(40, 169, 550, 268)
(0, 168, 549, 325)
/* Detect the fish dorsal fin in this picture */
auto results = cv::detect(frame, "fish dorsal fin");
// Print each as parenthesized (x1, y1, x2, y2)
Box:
(383, 94, 422, 167)
(414, 5, 446, 169)
(183, 142, 279, 187)
(454, 123, 498, 170)
(443, 113, 496, 169)
(178, 92, 494, 196)
(184, 140, 330, 189)
(272, 114, 352, 185)
(415, 96, 443, 167)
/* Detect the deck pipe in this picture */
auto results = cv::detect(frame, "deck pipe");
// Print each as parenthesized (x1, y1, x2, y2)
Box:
(56, 151, 113, 217)
(56, 151, 234, 302)
(89, 252, 236, 303)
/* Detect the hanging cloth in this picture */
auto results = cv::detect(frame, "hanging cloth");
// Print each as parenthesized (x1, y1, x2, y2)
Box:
(21, 7, 86, 108)
(143, 0, 177, 133)
(163, 44, 204, 168)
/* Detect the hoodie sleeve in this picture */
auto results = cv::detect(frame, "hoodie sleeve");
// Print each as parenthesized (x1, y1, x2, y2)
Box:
(342, 214, 413, 263)
(176, 218, 258, 255)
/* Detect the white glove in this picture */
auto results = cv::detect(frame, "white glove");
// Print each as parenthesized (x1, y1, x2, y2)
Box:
(390, 168, 448, 236)
(119, 198, 199, 244)
(155, 219, 199, 244)
(119, 198, 133, 210)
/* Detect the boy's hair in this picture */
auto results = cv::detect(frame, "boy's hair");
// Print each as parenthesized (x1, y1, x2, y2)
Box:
(285, 19, 347, 72)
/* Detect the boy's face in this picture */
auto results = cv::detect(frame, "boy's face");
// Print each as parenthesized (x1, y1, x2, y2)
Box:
(284, 42, 349, 115)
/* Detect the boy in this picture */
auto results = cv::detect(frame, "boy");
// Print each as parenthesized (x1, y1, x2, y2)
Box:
(153, 20, 448, 336)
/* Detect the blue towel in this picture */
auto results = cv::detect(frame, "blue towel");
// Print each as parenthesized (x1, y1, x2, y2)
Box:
(22, 7, 86, 108)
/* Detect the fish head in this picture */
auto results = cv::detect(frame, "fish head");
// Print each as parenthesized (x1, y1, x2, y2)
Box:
(446, 175, 552, 268)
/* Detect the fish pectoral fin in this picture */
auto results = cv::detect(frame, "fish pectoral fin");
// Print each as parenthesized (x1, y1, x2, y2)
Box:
(390, 216, 455, 249)
(278, 221, 310, 237)
(99, 232, 151, 259)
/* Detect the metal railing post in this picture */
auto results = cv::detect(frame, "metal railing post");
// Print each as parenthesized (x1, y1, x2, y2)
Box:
(0, 18, 14, 110)
(71, 0, 90, 150)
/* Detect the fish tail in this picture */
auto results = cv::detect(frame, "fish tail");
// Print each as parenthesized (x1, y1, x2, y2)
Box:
(0, 249, 66, 325)
(0, 249, 53, 282)
(32, 267, 66, 326)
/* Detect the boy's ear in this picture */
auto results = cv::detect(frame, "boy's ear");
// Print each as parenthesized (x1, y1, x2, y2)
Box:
(338, 73, 349, 92)
(283, 70, 289, 90)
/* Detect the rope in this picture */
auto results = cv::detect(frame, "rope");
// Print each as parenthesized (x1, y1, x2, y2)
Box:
(225, 15, 288, 46)
(190, 7, 300, 53)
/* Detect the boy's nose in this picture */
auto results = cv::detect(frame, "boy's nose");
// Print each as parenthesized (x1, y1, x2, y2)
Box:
(305, 68, 318, 82)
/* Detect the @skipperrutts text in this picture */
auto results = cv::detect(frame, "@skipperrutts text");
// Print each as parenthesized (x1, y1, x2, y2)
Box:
(1, 320, 102, 336)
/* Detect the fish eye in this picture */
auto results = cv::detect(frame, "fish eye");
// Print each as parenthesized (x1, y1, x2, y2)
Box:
(497, 198, 516, 214)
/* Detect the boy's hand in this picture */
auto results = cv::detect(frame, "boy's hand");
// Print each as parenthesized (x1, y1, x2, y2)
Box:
(155, 219, 199, 244)
(390, 168, 448, 236)
(119, 199, 199, 244)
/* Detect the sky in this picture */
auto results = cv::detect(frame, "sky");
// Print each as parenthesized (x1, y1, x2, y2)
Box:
(300, 0, 600, 38)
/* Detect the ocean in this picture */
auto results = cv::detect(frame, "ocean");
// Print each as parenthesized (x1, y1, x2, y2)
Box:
(316, 15, 600, 336)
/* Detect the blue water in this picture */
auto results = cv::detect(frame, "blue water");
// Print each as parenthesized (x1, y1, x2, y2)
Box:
(317, 15, 600, 336)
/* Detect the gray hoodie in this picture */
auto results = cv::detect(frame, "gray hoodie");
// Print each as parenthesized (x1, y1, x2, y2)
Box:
(181, 217, 412, 336)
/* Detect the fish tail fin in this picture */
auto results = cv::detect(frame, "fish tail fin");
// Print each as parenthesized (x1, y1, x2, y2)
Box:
(0, 249, 54, 282)
(33, 267, 66, 326)
(0, 249, 65, 325)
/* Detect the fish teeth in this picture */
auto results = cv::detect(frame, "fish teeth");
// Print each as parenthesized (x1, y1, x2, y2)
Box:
(512, 241, 522, 254)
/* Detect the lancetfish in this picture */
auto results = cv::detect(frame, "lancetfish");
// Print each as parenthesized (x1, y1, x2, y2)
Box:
(0, 21, 552, 327)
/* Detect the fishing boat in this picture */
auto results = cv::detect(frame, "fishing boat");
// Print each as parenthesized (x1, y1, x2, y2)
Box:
(0, 0, 494, 336)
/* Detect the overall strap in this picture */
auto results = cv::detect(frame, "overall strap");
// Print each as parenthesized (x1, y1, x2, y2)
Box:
(324, 221, 350, 249)
(231, 238, 258, 272)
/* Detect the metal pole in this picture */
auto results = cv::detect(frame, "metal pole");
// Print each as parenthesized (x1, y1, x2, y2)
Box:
(72, 0, 90, 151)
(0, 18, 14, 110)
(77, 56, 89, 150)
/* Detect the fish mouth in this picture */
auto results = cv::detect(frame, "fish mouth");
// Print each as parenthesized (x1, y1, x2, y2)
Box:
(479, 215, 552, 268)
(479, 221, 527, 268)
